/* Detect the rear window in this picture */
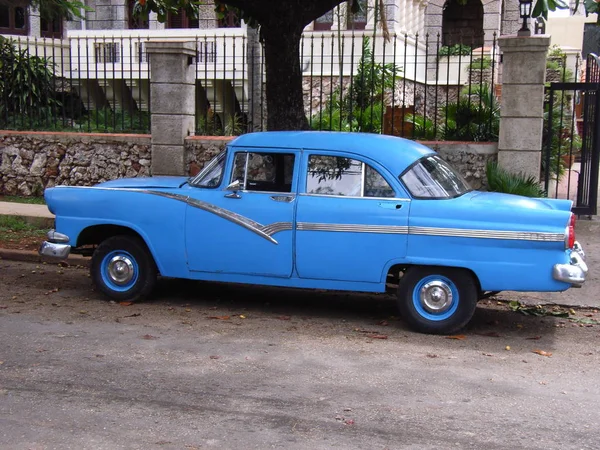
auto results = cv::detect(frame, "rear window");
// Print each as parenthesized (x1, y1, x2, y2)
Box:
(400, 155, 471, 199)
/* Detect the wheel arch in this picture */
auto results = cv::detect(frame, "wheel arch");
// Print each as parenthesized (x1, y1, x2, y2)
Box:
(386, 263, 482, 294)
(76, 224, 162, 271)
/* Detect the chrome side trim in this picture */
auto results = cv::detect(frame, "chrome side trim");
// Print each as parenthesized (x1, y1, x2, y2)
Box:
(409, 226, 564, 242)
(299, 193, 412, 202)
(296, 222, 565, 242)
(297, 222, 409, 234)
(146, 190, 291, 245)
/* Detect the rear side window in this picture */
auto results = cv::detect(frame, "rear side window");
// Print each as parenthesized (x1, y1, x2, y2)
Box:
(306, 155, 395, 197)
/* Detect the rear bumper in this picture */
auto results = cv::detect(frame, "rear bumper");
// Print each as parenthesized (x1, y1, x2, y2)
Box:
(552, 241, 588, 287)
(39, 230, 71, 262)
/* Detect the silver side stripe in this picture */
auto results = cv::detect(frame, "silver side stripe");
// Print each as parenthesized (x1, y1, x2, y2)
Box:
(297, 223, 409, 234)
(409, 226, 564, 242)
(146, 190, 291, 245)
(119, 189, 565, 244)
(297, 222, 564, 242)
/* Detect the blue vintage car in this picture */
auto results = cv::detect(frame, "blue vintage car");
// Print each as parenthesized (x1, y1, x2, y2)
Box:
(39, 131, 587, 334)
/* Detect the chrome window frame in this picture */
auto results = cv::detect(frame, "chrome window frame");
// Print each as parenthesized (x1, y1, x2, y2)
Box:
(304, 154, 397, 199)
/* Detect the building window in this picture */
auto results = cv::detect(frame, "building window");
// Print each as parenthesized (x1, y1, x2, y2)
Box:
(167, 8, 199, 28)
(218, 10, 240, 28)
(41, 15, 63, 39)
(0, 1, 28, 35)
(313, 9, 333, 31)
(95, 42, 120, 64)
(128, 0, 149, 29)
(347, 0, 367, 30)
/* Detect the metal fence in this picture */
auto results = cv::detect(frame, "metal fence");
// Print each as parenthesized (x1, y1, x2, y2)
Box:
(0, 31, 498, 140)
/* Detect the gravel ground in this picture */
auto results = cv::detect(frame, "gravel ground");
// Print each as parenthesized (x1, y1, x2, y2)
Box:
(1, 260, 600, 449)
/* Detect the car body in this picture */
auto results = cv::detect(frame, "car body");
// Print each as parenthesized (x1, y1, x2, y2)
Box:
(39, 131, 587, 334)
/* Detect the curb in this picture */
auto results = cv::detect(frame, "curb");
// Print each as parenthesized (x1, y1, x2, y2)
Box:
(0, 248, 90, 268)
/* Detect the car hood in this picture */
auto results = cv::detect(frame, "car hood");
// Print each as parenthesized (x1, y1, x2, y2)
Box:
(96, 176, 189, 189)
(469, 191, 573, 212)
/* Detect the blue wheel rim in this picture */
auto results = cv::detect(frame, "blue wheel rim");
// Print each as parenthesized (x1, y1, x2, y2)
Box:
(412, 275, 459, 322)
(100, 250, 139, 292)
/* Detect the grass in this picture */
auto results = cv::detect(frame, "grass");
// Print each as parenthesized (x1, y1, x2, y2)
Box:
(0, 216, 47, 250)
(0, 195, 45, 205)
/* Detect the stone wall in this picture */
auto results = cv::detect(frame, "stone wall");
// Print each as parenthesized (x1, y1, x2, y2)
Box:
(0, 131, 495, 195)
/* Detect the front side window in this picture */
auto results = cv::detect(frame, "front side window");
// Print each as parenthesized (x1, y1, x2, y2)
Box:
(400, 155, 471, 199)
(306, 155, 395, 197)
(190, 150, 226, 188)
(231, 152, 295, 193)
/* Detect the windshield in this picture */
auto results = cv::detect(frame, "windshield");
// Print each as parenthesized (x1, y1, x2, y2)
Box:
(400, 155, 471, 199)
(189, 150, 226, 188)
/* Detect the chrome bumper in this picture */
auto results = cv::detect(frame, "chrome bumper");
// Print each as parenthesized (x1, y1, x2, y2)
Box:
(39, 230, 71, 261)
(552, 241, 588, 287)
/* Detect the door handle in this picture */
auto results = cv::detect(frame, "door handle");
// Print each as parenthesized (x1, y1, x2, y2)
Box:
(270, 195, 295, 203)
(378, 202, 403, 210)
(225, 192, 241, 199)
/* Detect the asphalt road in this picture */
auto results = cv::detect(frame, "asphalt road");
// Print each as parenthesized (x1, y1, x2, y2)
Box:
(1, 260, 600, 449)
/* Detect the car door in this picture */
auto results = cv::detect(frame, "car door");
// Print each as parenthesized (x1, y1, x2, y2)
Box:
(185, 148, 298, 278)
(295, 151, 410, 283)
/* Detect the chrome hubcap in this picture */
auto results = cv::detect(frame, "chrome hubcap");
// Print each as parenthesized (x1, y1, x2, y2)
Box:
(419, 280, 453, 314)
(107, 255, 135, 285)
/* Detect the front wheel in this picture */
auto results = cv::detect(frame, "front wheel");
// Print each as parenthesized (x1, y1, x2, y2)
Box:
(91, 235, 157, 302)
(397, 266, 478, 335)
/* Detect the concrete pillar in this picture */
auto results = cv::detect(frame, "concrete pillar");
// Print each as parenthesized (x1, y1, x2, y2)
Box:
(146, 41, 196, 176)
(497, 35, 550, 179)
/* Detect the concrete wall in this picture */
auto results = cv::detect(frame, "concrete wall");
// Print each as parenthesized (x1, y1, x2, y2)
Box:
(0, 131, 496, 196)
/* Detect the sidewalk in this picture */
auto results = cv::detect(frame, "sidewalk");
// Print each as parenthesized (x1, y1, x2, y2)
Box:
(0, 200, 598, 309)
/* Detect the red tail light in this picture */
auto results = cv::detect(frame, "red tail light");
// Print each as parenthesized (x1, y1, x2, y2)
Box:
(566, 213, 576, 249)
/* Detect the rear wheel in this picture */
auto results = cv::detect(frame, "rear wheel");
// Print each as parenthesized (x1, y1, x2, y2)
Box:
(397, 266, 478, 334)
(91, 235, 157, 301)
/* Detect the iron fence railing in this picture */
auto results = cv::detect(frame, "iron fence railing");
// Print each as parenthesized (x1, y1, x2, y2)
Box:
(0, 31, 498, 140)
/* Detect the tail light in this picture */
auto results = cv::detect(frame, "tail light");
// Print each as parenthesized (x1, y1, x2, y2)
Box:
(565, 213, 576, 249)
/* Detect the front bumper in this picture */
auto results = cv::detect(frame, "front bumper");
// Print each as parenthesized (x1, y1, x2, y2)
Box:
(39, 230, 71, 262)
(552, 241, 588, 287)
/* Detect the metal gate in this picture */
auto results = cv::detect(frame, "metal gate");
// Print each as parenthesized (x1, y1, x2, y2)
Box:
(543, 53, 600, 216)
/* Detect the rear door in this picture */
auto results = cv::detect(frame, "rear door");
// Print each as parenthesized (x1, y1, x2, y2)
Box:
(295, 151, 410, 283)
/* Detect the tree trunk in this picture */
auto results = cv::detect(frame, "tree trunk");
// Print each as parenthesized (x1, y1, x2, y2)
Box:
(261, 26, 309, 131)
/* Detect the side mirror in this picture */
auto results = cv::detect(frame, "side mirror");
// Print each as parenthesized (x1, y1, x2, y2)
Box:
(225, 180, 242, 199)
(226, 180, 242, 191)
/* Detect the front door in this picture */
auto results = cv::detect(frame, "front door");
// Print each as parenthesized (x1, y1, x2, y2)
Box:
(185, 149, 297, 277)
(295, 152, 410, 283)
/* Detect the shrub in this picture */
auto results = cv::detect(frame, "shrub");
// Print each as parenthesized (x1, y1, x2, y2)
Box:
(438, 44, 472, 57)
(486, 162, 546, 198)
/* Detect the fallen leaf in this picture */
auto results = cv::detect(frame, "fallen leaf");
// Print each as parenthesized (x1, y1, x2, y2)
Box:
(344, 419, 355, 425)
(277, 316, 291, 321)
(185, 308, 192, 312)
(482, 353, 494, 357)
(124, 313, 141, 318)
(378, 320, 389, 326)
(239, 315, 246, 319)
(370, 335, 388, 340)
(526, 336, 542, 340)
(478, 332, 502, 338)
(142, 334, 158, 340)
(426, 353, 438, 358)
(505, 346, 511, 351)
(208, 315, 230, 320)
(209, 355, 220, 359)
(119, 301, 133, 306)
(446, 335, 467, 340)
(79, 310, 88, 315)
(533, 349, 552, 357)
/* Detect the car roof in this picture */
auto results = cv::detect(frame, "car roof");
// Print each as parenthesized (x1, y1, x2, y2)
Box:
(228, 131, 435, 175)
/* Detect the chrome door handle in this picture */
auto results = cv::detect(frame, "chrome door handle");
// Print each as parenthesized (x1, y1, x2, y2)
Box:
(270, 195, 295, 203)
(225, 192, 241, 199)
